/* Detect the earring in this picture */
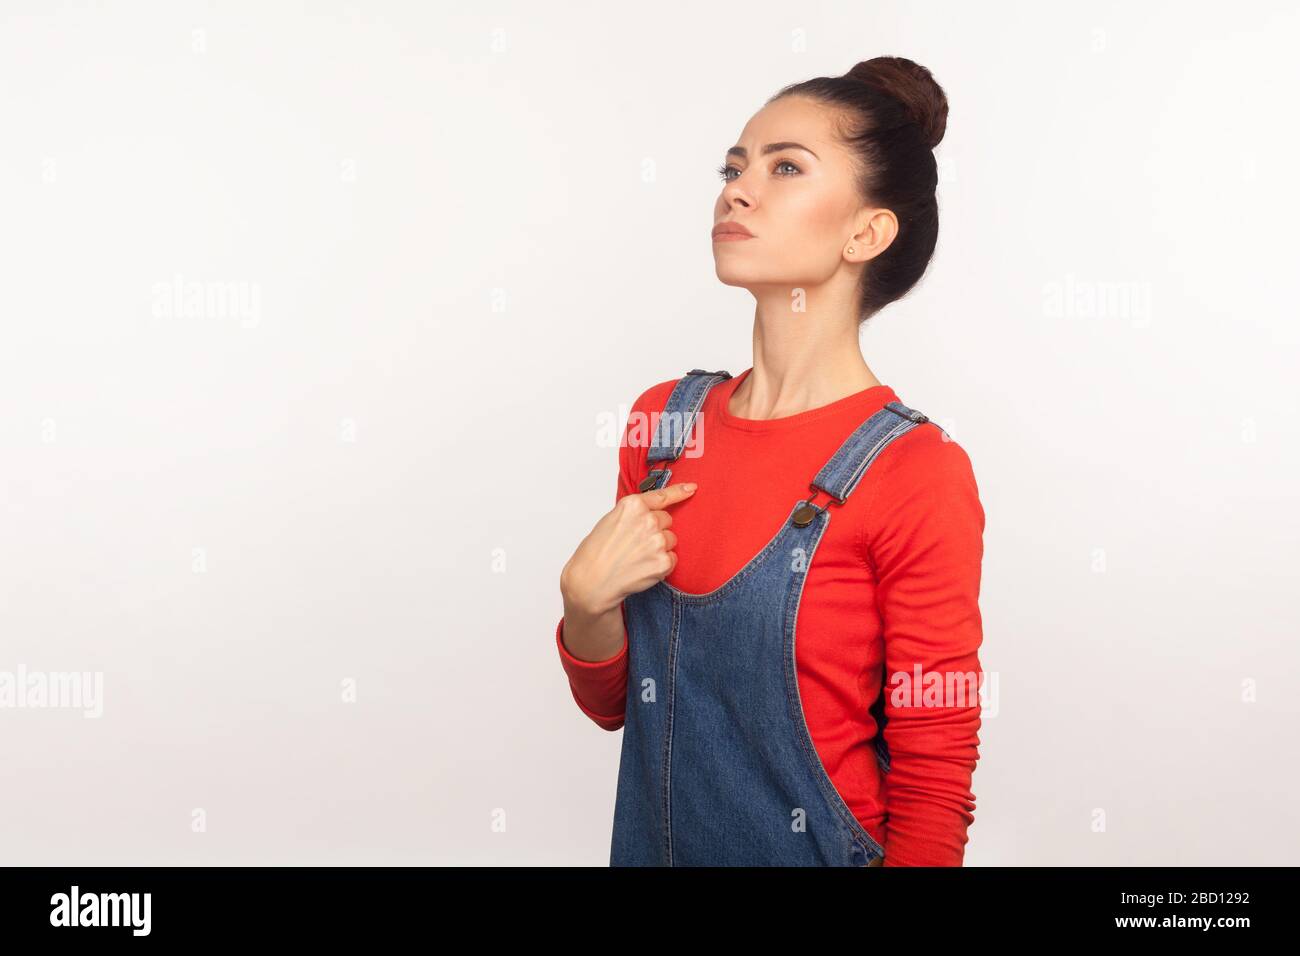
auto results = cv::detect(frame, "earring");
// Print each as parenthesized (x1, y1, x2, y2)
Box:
(847, 246, 855, 254)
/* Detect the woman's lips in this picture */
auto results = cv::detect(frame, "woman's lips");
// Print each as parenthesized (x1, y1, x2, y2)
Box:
(712, 221, 754, 241)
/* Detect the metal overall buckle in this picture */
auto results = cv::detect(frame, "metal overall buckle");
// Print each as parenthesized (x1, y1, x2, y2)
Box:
(792, 484, 843, 527)
(638, 470, 667, 493)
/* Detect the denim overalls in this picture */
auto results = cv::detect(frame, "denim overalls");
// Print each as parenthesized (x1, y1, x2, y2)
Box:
(610, 368, 938, 867)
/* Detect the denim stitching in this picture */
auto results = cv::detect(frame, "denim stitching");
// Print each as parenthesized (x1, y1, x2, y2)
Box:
(781, 508, 888, 860)
(812, 411, 907, 499)
(648, 372, 726, 465)
(647, 379, 694, 463)
(661, 590, 681, 866)
(668, 378, 714, 463)
(832, 419, 916, 502)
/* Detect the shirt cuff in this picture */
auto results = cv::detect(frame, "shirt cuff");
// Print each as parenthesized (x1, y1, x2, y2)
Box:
(555, 616, 628, 670)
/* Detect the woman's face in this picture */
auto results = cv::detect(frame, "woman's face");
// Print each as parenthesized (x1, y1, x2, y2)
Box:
(712, 95, 893, 295)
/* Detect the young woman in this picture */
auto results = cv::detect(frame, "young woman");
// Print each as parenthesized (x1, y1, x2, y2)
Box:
(555, 56, 985, 867)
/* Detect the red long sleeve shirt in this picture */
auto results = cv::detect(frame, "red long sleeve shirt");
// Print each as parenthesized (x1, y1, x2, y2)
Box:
(557, 367, 985, 866)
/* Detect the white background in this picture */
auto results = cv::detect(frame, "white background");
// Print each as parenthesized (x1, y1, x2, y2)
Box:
(1, 0, 1296, 865)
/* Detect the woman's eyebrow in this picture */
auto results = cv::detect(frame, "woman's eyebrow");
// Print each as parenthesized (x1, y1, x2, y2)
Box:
(726, 141, 820, 160)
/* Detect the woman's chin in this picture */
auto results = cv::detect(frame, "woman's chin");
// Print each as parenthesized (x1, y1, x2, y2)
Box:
(713, 265, 759, 288)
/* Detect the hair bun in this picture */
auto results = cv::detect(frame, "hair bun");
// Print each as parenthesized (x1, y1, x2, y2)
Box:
(845, 56, 948, 150)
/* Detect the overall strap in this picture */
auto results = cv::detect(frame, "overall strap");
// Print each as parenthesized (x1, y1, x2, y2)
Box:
(792, 400, 941, 526)
(638, 369, 732, 492)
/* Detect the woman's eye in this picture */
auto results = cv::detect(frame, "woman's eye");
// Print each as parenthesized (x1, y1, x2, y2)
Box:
(716, 160, 800, 183)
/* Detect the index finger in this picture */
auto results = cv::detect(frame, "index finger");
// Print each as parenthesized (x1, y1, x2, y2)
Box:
(640, 482, 698, 510)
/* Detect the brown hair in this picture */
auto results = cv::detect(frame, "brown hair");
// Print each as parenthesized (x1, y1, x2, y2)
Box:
(768, 56, 949, 322)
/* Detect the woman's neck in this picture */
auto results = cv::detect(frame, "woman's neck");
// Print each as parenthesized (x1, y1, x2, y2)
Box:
(731, 301, 882, 420)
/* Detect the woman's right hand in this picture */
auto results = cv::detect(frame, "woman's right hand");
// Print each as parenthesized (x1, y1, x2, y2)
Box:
(559, 482, 698, 619)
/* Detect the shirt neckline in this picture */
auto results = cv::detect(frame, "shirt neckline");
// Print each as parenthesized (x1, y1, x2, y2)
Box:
(714, 367, 897, 433)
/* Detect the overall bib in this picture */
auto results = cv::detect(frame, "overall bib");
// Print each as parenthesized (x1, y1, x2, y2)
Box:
(610, 368, 937, 867)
